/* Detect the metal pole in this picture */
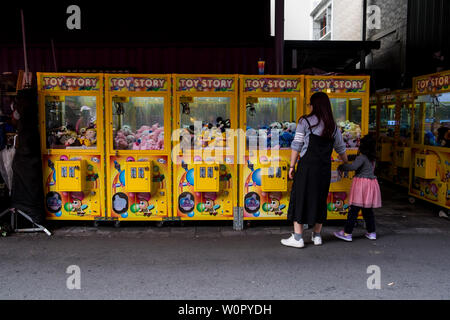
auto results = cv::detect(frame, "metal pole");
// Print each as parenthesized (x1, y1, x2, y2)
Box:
(275, 0, 285, 75)
(51, 39, 58, 72)
(20, 9, 29, 86)
(360, 0, 368, 70)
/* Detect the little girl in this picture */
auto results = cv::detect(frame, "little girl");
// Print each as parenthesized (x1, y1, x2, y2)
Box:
(334, 134, 381, 242)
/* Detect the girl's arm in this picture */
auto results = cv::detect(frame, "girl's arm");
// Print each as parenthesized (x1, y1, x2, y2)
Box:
(289, 149, 299, 179)
(338, 155, 364, 172)
(289, 119, 305, 179)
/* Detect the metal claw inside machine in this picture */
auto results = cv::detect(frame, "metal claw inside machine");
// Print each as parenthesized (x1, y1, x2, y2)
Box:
(305, 75, 370, 220)
(105, 74, 172, 223)
(409, 70, 450, 210)
(38, 73, 105, 221)
(240, 75, 304, 220)
(172, 74, 239, 220)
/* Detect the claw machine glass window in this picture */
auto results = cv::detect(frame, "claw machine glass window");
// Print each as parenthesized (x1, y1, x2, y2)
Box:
(246, 97, 297, 150)
(415, 93, 450, 148)
(379, 103, 396, 138)
(331, 98, 362, 149)
(179, 97, 231, 151)
(399, 103, 413, 140)
(45, 95, 97, 149)
(112, 97, 165, 150)
(369, 105, 377, 133)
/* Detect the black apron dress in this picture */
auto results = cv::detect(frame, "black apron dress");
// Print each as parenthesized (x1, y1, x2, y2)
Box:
(287, 118, 335, 225)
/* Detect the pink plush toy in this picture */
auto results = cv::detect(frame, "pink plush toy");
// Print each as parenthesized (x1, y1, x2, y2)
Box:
(115, 131, 129, 149)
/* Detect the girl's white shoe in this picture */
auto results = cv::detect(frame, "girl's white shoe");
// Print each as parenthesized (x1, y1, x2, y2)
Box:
(281, 234, 305, 248)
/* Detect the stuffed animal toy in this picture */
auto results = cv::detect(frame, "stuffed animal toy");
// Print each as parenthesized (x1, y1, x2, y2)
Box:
(216, 117, 231, 133)
(61, 131, 79, 147)
(269, 122, 283, 130)
(280, 131, 294, 148)
(84, 129, 97, 146)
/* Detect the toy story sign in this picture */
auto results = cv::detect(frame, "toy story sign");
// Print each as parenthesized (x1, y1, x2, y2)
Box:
(414, 71, 450, 95)
(109, 77, 168, 92)
(40, 75, 101, 91)
(310, 78, 367, 93)
(243, 78, 301, 93)
(176, 77, 236, 92)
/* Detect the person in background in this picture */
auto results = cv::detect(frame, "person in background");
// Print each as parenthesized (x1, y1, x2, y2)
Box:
(281, 92, 348, 249)
(334, 135, 381, 242)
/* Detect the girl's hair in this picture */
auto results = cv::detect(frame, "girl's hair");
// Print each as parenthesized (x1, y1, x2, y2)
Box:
(303, 92, 336, 139)
(359, 134, 377, 162)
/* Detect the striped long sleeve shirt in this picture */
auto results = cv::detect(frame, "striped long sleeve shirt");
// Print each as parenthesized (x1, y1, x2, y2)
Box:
(291, 115, 346, 157)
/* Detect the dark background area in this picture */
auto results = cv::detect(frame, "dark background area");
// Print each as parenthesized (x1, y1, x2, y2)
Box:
(0, 1, 271, 44)
(0, 0, 449, 89)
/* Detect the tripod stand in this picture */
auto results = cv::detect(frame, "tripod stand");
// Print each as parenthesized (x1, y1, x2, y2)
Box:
(0, 208, 51, 236)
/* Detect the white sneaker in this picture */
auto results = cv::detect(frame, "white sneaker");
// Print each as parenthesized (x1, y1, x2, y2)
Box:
(312, 234, 322, 246)
(281, 234, 304, 248)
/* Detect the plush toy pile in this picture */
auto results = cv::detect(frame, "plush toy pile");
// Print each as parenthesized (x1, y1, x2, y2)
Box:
(338, 121, 361, 149)
(180, 117, 231, 149)
(114, 123, 164, 150)
(50, 126, 97, 148)
(246, 121, 297, 149)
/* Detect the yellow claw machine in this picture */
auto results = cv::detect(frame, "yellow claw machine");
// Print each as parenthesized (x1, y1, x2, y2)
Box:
(239, 75, 304, 220)
(38, 73, 105, 221)
(369, 94, 378, 136)
(409, 70, 450, 213)
(375, 92, 397, 182)
(305, 75, 370, 219)
(105, 74, 172, 226)
(375, 91, 415, 188)
(172, 74, 239, 220)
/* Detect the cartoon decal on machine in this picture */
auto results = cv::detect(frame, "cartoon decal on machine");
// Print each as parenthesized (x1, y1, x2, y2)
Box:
(44, 156, 101, 218)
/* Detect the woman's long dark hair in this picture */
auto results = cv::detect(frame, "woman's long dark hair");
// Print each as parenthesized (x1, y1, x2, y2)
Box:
(303, 92, 336, 139)
(359, 134, 377, 162)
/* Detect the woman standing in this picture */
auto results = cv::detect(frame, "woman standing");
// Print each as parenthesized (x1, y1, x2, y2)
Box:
(281, 92, 348, 248)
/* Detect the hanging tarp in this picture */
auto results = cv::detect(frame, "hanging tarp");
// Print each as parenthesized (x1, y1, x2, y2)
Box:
(10, 88, 45, 223)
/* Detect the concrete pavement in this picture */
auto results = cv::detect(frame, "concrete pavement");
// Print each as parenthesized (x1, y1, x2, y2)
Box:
(1, 182, 449, 300)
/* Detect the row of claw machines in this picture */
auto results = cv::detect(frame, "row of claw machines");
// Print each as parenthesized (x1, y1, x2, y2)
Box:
(371, 70, 450, 214)
(37, 72, 370, 226)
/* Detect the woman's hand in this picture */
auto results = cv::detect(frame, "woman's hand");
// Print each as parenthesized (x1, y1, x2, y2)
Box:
(289, 167, 295, 180)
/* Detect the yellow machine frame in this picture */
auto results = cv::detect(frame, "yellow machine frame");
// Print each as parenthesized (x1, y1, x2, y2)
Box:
(37, 72, 105, 221)
(409, 70, 450, 210)
(305, 75, 370, 220)
(239, 75, 305, 220)
(105, 74, 172, 222)
(172, 74, 239, 220)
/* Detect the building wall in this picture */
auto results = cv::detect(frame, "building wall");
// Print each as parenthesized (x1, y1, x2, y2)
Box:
(333, 0, 363, 40)
(311, 0, 363, 41)
(284, 0, 312, 40)
(366, 0, 409, 89)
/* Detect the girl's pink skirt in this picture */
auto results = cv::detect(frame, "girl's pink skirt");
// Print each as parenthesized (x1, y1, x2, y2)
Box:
(349, 177, 382, 208)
